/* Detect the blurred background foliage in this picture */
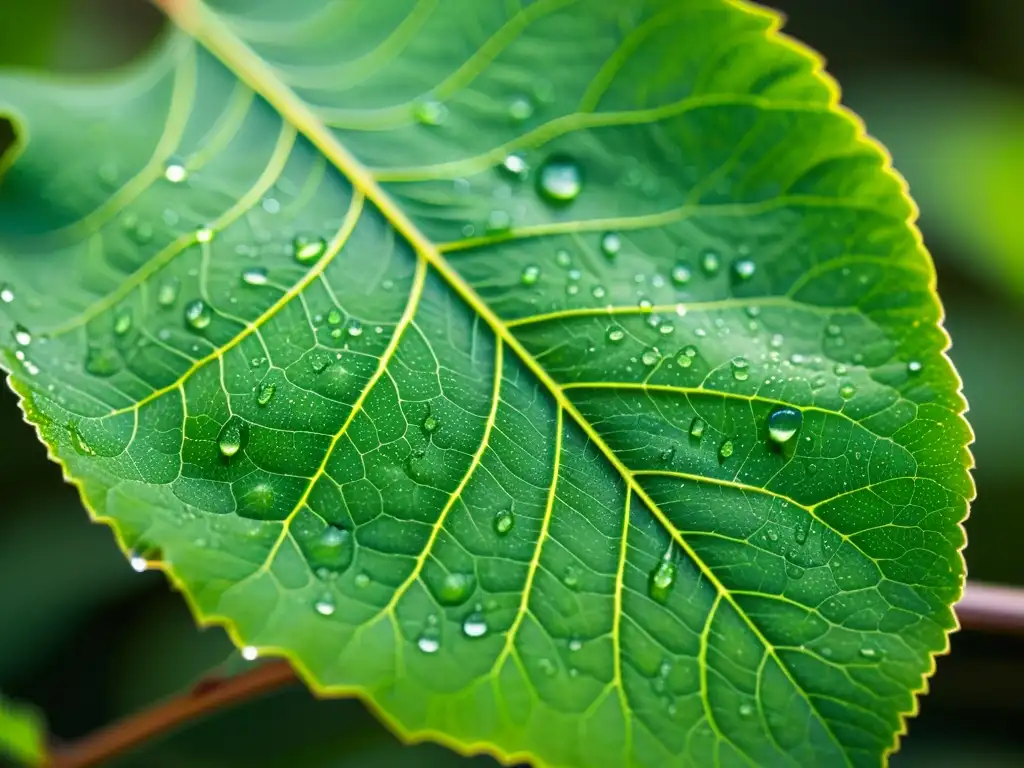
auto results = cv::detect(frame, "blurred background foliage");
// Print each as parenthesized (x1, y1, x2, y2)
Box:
(0, 0, 1021, 765)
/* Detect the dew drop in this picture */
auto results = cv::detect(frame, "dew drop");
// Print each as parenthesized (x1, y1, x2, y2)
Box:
(310, 351, 333, 374)
(293, 236, 327, 264)
(184, 299, 211, 330)
(437, 572, 476, 606)
(859, 646, 880, 660)
(670, 263, 692, 286)
(520, 265, 540, 285)
(113, 311, 133, 336)
(641, 347, 661, 366)
(414, 98, 447, 125)
(314, 596, 336, 616)
(606, 326, 625, 343)
(13, 325, 31, 346)
(718, 439, 735, 460)
(84, 346, 121, 377)
(508, 96, 533, 122)
(164, 162, 188, 183)
(648, 559, 677, 603)
(600, 232, 621, 258)
(217, 416, 248, 458)
(700, 250, 721, 276)
(839, 383, 856, 400)
(591, 285, 606, 299)
(768, 406, 802, 445)
(786, 563, 805, 580)
(241, 267, 268, 286)
(731, 357, 750, 381)
(485, 210, 512, 235)
(536, 155, 582, 203)
(494, 506, 514, 535)
(0, 285, 14, 303)
(241, 646, 259, 661)
(689, 417, 706, 439)
(501, 153, 529, 179)
(195, 227, 213, 243)
(732, 259, 756, 281)
(305, 525, 354, 574)
(739, 703, 754, 717)
(555, 248, 572, 268)
(422, 412, 440, 436)
(68, 422, 96, 456)
(347, 321, 363, 338)
(129, 554, 148, 573)
(256, 381, 276, 407)
(157, 278, 180, 307)
(907, 360, 923, 375)
(462, 611, 488, 638)
(417, 631, 440, 654)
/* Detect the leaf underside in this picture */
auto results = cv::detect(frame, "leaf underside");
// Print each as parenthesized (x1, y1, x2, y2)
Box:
(0, 1, 972, 766)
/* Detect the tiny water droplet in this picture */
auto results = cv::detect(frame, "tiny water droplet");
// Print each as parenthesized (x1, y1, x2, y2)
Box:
(417, 631, 440, 654)
(129, 554, 148, 573)
(195, 227, 213, 243)
(689, 417, 705, 439)
(859, 646, 880, 660)
(768, 406, 802, 445)
(600, 232, 621, 257)
(719, 439, 734, 459)
(521, 265, 540, 285)
(462, 611, 488, 638)
(437, 572, 476, 606)
(786, 563, 805, 580)
(536, 155, 582, 203)
(256, 382, 276, 406)
(700, 250, 720, 276)
(347, 321, 363, 338)
(508, 96, 533, 122)
(732, 259, 756, 281)
(164, 162, 188, 183)
(0, 285, 14, 303)
(422, 412, 440, 435)
(414, 98, 447, 125)
(13, 325, 31, 346)
(217, 416, 247, 458)
(555, 249, 572, 267)
(568, 638, 583, 652)
(241, 646, 259, 661)
(157, 278, 180, 307)
(241, 267, 268, 286)
(501, 153, 529, 179)
(839, 383, 856, 399)
(907, 360, 923, 374)
(314, 596, 336, 616)
(293, 236, 327, 264)
(826, 323, 842, 337)
(606, 326, 625, 343)
(670, 263, 691, 286)
(739, 703, 754, 717)
(731, 357, 750, 381)
(85, 346, 121, 377)
(494, 507, 514, 535)
(649, 559, 677, 603)
(184, 299, 211, 330)
(113, 311, 133, 336)
(485, 210, 512, 234)
(68, 422, 96, 456)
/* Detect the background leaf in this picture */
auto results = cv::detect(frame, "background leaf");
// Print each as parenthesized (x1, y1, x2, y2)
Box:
(0, 1, 973, 766)
(0, 693, 45, 767)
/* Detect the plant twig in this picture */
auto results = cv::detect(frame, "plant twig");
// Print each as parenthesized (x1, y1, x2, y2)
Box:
(956, 580, 1024, 635)
(47, 660, 297, 768)
(42, 581, 1024, 767)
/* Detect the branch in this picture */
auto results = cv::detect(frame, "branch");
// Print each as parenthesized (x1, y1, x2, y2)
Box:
(42, 581, 1024, 767)
(47, 660, 298, 768)
(956, 580, 1024, 635)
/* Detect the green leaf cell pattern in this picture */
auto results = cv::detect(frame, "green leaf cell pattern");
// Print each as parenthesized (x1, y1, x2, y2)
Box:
(0, 1, 973, 766)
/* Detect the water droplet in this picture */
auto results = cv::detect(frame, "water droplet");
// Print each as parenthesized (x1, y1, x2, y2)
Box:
(293, 236, 327, 264)
(310, 351, 333, 374)
(568, 638, 583, 652)
(600, 232, 621, 258)
(739, 703, 754, 717)
(606, 326, 625, 343)
(907, 360, 923, 374)
(437, 572, 476, 606)
(732, 259, 756, 281)
(422, 412, 440, 436)
(217, 416, 247, 458)
(12, 325, 31, 346)
(794, 519, 810, 545)
(241, 646, 259, 661)
(256, 381, 276, 407)
(184, 299, 211, 330)
(314, 596, 336, 616)
(262, 197, 281, 214)
(649, 559, 677, 603)
(536, 156, 582, 203)
(157, 278, 180, 307)
(786, 563, 805, 580)
(164, 162, 187, 183)
(354, 572, 370, 588)
(658, 321, 674, 336)
(700, 250, 721, 276)
(826, 323, 842, 337)
(670, 263, 692, 286)
(494, 506, 514, 535)
(485, 210, 512, 235)
(129, 554, 148, 573)
(768, 407, 802, 445)
(641, 347, 660, 366)
(508, 96, 533, 122)
(859, 646, 880, 660)
(67, 422, 96, 456)
(555, 249, 572, 268)
(414, 98, 447, 125)
(462, 611, 488, 638)
(241, 267, 268, 286)
(347, 321, 363, 338)
(689, 417, 705, 439)
(719, 439, 734, 460)
(417, 631, 440, 654)
(85, 346, 121, 377)
(731, 357, 750, 381)
(839, 383, 856, 399)
(0, 285, 14, 303)
(521, 265, 540, 285)
(113, 311, 133, 336)
(195, 227, 213, 243)
(592, 285, 606, 299)
(501, 153, 529, 179)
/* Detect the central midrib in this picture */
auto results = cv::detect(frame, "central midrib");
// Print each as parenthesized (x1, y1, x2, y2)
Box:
(156, 0, 851, 760)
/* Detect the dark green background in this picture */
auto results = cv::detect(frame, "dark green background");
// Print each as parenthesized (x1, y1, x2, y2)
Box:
(1, 1, 1020, 765)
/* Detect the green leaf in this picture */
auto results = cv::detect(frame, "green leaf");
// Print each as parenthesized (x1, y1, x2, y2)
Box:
(0, 1, 973, 766)
(0, 694, 45, 767)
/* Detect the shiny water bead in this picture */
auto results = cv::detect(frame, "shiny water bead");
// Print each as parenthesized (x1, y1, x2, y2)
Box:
(536, 156, 582, 203)
(768, 406, 802, 445)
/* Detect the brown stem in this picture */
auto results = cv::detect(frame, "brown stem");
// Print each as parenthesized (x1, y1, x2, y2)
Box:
(956, 580, 1024, 635)
(40, 581, 1024, 767)
(46, 661, 297, 768)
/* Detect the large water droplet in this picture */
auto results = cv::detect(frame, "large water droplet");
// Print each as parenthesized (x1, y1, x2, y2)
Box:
(839, 383, 856, 399)
(437, 572, 476, 606)
(314, 596, 336, 616)
(305, 524, 353, 574)
(256, 381, 276, 407)
(768, 406, 802, 445)
(293, 236, 327, 264)
(732, 259, 756, 281)
(555, 249, 572, 268)
(731, 357, 750, 381)
(184, 299, 211, 330)
(536, 156, 582, 203)
(641, 347, 661, 367)
(217, 416, 248, 458)
(462, 611, 488, 638)
(600, 232, 621, 258)
(739, 703, 754, 717)
(241, 267, 268, 286)
(649, 558, 677, 603)
(494, 506, 514, 535)
(670, 263, 692, 286)
(689, 417, 705, 439)
(417, 630, 441, 654)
